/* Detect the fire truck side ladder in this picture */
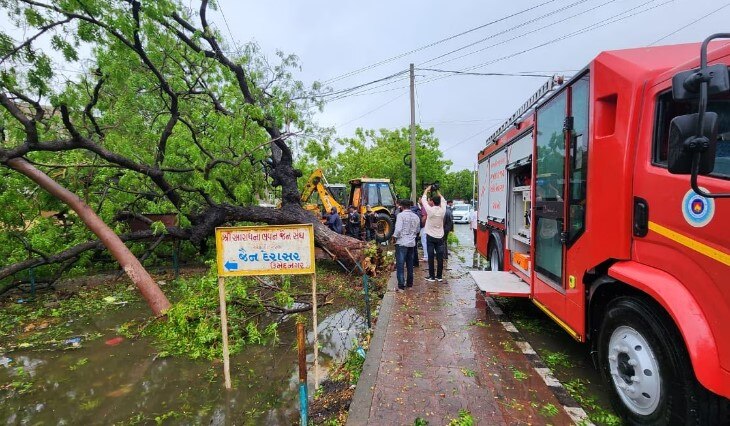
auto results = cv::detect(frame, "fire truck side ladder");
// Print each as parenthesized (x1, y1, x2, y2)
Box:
(485, 75, 564, 145)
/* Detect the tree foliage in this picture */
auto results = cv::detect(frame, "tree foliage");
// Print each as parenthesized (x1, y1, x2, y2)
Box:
(441, 169, 475, 202)
(299, 126, 445, 199)
(298, 126, 474, 202)
(0, 0, 361, 294)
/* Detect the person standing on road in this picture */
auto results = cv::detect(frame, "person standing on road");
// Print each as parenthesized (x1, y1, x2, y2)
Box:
(393, 199, 420, 291)
(410, 202, 422, 267)
(469, 207, 478, 246)
(364, 205, 376, 241)
(419, 198, 431, 261)
(324, 207, 343, 234)
(347, 205, 361, 239)
(421, 186, 446, 282)
(443, 200, 454, 261)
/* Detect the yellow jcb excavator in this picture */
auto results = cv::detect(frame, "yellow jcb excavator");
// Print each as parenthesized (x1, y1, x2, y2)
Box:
(301, 169, 396, 242)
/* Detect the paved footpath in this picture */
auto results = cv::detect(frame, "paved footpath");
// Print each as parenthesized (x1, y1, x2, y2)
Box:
(348, 245, 582, 426)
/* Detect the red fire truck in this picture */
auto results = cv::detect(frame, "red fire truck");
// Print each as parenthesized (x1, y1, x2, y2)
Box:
(474, 34, 730, 424)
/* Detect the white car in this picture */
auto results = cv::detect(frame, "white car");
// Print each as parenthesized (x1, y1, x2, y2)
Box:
(451, 204, 471, 223)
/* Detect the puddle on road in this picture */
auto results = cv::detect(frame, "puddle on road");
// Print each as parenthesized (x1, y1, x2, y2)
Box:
(0, 298, 366, 425)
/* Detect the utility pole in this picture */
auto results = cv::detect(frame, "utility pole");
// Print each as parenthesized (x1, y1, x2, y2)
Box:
(409, 63, 417, 203)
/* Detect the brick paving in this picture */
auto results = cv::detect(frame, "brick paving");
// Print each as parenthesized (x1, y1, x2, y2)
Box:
(349, 246, 575, 426)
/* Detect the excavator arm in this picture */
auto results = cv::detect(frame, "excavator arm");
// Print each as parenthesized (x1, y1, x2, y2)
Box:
(301, 169, 346, 216)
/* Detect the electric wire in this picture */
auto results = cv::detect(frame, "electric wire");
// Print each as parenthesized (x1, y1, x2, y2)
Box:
(417, 0, 672, 88)
(422, 0, 620, 69)
(418, 0, 594, 67)
(418, 68, 554, 78)
(321, 0, 560, 85)
(648, 2, 730, 46)
(325, 0, 669, 108)
(319, 69, 409, 100)
(335, 91, 408, 129)
(323, 1, 600, 100)
(442, 122, 502, 152)
(217, 2, 243, 56)
(324, 0, 623, 101)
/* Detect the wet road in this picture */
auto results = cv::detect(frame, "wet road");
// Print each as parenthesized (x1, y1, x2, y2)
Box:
(451, 223, 618, 425)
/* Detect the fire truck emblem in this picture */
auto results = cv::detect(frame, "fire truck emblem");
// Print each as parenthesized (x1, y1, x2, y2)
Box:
(682, 188, 715, 227)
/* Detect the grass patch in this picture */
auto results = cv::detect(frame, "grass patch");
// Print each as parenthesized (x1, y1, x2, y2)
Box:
(499, 340, 518, 353)
(447, 409, 474, 426)
(69, 357, 89, 371)
(542, 350, 572, 370)
(460, 367, 476, 378)
(539, 403, 559, 417)
(2, 366, 34, 395)
(509, 366, 528, 381)
(501, 399, 525, 410)
(564, 379, 622, 426)
(467, 319, 489, 328)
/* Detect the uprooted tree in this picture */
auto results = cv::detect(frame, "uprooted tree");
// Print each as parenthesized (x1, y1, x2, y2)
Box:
(0, 0, 366, 314)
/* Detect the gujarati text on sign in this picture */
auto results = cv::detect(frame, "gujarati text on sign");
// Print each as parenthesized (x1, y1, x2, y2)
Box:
(215, 224, 315, 277)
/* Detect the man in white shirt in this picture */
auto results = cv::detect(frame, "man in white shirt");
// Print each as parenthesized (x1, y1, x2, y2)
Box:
(421, 186, 446, 282)
(393, 199, 421, 290)
(469, 208, 478, 246)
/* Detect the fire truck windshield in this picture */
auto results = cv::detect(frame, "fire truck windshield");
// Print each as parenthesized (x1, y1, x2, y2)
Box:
(655, 91, 730, 178)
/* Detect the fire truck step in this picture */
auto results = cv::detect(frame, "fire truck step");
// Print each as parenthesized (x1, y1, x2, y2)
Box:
(469, 271, 530, 298)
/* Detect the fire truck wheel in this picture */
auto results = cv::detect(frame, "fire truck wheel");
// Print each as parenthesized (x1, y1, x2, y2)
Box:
(488, 242, 501, 271)
(373, 213, 394, 243)
(597, 296, 705, 425)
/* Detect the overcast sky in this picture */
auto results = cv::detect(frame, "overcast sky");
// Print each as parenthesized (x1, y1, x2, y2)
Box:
(209, 0, 730, 172)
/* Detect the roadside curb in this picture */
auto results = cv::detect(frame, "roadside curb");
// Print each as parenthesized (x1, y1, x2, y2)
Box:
(483, 296, 594, 425)
(346, 272, 397, 426)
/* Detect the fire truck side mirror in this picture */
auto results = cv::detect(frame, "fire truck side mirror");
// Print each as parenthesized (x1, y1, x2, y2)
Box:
(672, 64, 730, 101)
(667, 112, 718, 175)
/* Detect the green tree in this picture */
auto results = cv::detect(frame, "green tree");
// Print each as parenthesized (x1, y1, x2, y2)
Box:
(442, 169, 475, 202)
(0, 0, 364, 303)
(300, 126, 452, 199)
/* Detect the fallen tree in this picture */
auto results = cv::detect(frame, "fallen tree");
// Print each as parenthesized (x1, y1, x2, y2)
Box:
(0, 0, 365, 311)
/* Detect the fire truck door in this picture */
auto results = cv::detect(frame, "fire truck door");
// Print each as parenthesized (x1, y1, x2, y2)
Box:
(533, 90, 568, 319)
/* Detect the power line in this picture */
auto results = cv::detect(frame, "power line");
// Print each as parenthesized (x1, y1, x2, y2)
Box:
(423, 0, 619, 69)
(417, 0, 671, 88)
(418, 68, 553, 78)
(320, 70, 409, 100)
(335, 91, 408, 129)
(418, 0, 594, 67)
(648, 2, 730, 46)
(323, 0, 596, 100)
(321, 0, 559, 85)
(217, 2, 242, 56)
(324, 0, 618, 101)
(326, 1, 667, 103)
(442, 123, 502, 152)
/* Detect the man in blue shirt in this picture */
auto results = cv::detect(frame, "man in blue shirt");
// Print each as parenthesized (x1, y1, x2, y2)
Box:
(393, 199, 420, 291)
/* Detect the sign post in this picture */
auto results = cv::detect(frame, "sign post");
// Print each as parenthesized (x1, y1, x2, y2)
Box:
(215, 224, 317, 390)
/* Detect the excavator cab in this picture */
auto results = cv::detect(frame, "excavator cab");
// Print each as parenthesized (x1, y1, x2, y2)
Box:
(300, 169, 397, 242)
(348, 178, 397, 242)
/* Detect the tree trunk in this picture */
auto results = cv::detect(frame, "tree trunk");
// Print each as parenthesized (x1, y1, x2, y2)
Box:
(6, 158, 171, 315)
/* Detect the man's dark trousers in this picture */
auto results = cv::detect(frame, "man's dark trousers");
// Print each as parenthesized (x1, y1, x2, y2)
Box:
(426, 235, 444, 279)
(395, 245, 415, 288)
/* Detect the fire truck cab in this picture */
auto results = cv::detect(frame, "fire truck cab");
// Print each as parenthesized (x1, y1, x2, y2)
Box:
(474, 36, 730, 423)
